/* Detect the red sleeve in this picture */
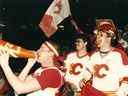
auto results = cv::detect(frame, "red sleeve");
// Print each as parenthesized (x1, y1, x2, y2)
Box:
(36, 68, 63, 90)
(116, 43, 125, 52)
(80, 83, 105, 96)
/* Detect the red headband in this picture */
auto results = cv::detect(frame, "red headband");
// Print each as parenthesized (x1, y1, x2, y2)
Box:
(96, 19, 116, 34)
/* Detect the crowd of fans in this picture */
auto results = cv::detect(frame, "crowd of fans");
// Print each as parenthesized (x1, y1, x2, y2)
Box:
(0, 19, 127, 96)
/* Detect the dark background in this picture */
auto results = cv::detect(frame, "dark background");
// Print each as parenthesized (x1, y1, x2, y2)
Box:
(1, 0, 128, 49)
(0, 0, 128, 72)
(0, 0, 128, 43)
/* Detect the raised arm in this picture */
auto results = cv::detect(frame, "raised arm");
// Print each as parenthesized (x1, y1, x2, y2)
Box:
(18, 56, 37, 81)
(0, 49, 41, 94)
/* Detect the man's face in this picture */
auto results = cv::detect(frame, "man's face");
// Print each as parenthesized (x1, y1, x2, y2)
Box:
(37, 44, 54, 66)
(95, 31, 110, 48)
(75, 38, 86, 51)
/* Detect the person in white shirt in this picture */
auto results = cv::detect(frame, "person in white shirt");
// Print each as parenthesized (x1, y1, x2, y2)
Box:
(81, 19, 128, 96)
(64, 34, 92, 96)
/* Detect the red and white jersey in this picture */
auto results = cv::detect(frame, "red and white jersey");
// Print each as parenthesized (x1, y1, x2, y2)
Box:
(27, 67, 64, 96)
(89, 48, 128, 92)
(64, 52, 91, 91)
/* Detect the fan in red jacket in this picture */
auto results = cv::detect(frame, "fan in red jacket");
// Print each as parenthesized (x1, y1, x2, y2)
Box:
(0, 41, 64, 96)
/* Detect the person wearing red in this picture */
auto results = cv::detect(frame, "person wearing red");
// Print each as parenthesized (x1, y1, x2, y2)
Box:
(81, 19, 128, 96)
(0, 41, 64, 96)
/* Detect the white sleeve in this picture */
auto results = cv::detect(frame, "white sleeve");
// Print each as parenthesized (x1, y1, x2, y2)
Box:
(27, 88, 56, 96)
(82, 68, 92, 81)
(82, 60, 92, 81)
(64, 55, 71, 67)
(119, 65, 128, 79)
(86, 58, 94, 75)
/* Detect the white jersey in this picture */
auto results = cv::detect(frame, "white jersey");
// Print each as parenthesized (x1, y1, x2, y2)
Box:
(64, 52, 91, 91)
(89, 48, 128, 92)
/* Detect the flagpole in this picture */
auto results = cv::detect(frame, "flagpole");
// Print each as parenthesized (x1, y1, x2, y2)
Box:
(70, 16, 84, 34)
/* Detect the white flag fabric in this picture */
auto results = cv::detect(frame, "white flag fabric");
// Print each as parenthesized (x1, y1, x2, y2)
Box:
(39, 0, 71, 37)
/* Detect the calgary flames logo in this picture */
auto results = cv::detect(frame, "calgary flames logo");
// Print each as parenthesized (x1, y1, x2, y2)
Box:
(69, 63, 83, 75)
(94, 64, 109, 78)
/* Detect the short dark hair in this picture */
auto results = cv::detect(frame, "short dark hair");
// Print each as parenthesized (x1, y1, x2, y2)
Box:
(75, 33, 95, 52)
(75, 34, 88, 43)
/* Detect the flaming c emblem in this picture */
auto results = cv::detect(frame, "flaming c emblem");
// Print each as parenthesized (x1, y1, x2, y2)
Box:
(94, 64, 109, 78)
(69, 63, 83, 75)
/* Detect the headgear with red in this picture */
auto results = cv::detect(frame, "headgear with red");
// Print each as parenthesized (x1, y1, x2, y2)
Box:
(96, 19, 117, 35)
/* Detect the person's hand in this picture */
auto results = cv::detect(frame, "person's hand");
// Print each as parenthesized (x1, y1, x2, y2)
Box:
(0, 49, 9, 66)
(116, 83, 128, 96)
(59, 66, 67, 72)
(79, 79, 86, 89)
(26, 56, 37, 68)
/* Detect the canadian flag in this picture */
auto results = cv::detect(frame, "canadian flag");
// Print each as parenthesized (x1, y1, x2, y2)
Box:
(39, 0, 71, 37)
